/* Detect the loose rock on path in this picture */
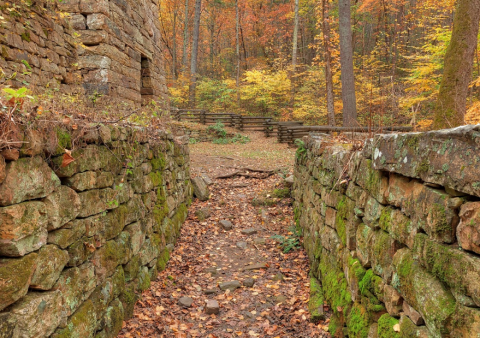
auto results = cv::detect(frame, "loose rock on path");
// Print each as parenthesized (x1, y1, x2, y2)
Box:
(118, 130, 330, 338)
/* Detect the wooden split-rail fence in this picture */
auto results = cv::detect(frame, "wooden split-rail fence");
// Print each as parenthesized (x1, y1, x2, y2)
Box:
(171, 109, 413, 144)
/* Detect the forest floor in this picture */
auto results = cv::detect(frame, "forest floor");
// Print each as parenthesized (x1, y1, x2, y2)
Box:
(118, 131, 331, 338)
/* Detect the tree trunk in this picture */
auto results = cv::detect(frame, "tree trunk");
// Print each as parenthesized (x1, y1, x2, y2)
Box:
(182, 0, 189, 72)
(236, 0, 241, 106)
(188, 0, 202, 107)
(339, 0, 357, 127)
(434, 0, 480, 129)
(322, 0, 336, 126)
(172, 8, 178, 80)
(291, 0, 300, 106)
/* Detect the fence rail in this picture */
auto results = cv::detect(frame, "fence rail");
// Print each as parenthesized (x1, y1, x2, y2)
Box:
(171, 109, 413, 144)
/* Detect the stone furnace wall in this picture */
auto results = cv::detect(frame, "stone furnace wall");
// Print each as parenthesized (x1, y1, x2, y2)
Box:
(0, 125, 192, 337)
(293, 126, 480, 337)
(0, 0, 167, 106)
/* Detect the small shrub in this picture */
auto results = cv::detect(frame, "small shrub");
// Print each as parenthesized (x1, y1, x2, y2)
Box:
(272, 188, 290, 198)
(189, 138, 199, 144)
(271, 226, 302, 253)
(207, 121, 227, 138)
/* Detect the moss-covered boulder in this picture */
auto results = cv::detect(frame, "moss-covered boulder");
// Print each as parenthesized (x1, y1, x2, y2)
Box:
(30, 244, 69, 290)
(0, 156, 60, 206)
(0, 201, 48, 256)
(376, 314, 400, 338)
(43, 186, 81, 230)
(137, 266, 151, 292)
(121, 281, 139, 320)
(52, 262, 96, 316)
(0, 253, 37, 311)
(398, 315, 429, 338)
(346, 302, 371, 338)
(51, 299, 97, 338)
(8, 290, 66, 337)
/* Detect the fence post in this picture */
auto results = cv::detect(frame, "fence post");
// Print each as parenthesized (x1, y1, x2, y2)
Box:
(200, 110, 206, 125)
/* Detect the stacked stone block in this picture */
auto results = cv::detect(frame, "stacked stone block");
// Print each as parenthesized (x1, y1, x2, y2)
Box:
(0, 125, 192, 337)
(0, 0, 167, 106)
(293, 126, 480, 337)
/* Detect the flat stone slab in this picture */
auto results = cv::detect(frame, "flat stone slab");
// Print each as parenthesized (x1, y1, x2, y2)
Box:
(206, 299, 220, 314)
(219, 220, 233, 230)
(204, 289, 217, 295)
(254, 238, 266, 245)
(178, 297, 193, 308)
(241, 228, 258, 236)
(219, 281, 241, 291)
(243, 262, 268, 271)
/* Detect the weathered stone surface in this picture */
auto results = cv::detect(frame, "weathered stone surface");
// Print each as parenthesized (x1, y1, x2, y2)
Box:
(30, 245, 69, 290)
(0, 201, 47, 257)
(77, 188, 114, 218)
(92, 240, 128, 283)
(205, 299, 220, 314)
(52, 263, 96, 316)
(63, 171, 97, 191)
(51, 299, 97, 338)
(399, 315, 430, 338)
(236, 241, 247, 250)
(243, 262, 268, 271)
(103, 298, 124, 338)
(219, 281, 241, 291)
(0, 156, 60, 206)
(0, 312, 18, 338)
(392, 248, 456, 335)
(457, 201, 480, 254)
(47, 219, 87, 249)
(241, 228, 258, 236)
(402, 301, 424, 326)
(0, 253, 37, 311)
(195, 207, 211, 221)
(219, 220, 233, 230)
(372, 126, 480, 198)
(43, 186, 81, 230)
(243, 278, 255, 287)
(384, 285, 403, 317)
(192, 176, 209, 201)
(8, 290, 66, 337)
(413, 233, 480, 307)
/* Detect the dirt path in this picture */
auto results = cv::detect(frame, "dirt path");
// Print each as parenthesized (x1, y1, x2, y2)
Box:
(118, 131, 331, 338)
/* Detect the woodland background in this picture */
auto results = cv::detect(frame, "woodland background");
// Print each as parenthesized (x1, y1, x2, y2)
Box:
(161, 0, 480, 129)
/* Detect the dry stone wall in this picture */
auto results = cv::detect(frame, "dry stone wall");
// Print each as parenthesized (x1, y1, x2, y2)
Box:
(0, 0, 167, 106)
(293, 126, 480, 337)
(0, 125, 192, 337)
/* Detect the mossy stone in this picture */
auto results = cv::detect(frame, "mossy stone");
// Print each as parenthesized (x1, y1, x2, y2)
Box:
(51, 299, 96, 338)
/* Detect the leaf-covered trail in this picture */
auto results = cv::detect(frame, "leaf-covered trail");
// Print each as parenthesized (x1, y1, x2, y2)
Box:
(118, 132, 331, 337)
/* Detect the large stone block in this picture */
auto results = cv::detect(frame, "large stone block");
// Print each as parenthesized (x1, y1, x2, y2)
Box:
(0, 201, 47, 256)
(413, 234, 480, 307)
(192, 176, 209, 201)
(355, 157, 388, 204)
(51, 299, 97, 338)
(43, 186, 81, 230)
(392, 248, 456, 335)
(0, 253, 37, 311)
(8, 290, 66, 337)
(52, 262, 96, 316)
(0, 156, 60, 206)
(372, 126, 480, 198)
(91, 238, 128, 282)
(47, 219, 87, 249)
(30, 245, 69, 290)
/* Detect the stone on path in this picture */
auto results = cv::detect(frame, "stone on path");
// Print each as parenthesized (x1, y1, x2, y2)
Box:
(195, 207, 211, 221)
(285, 175, 294, 187)
(219, 281, 241, 291)
(241, 228, 258, 236)
(254, 238, 266, 245)
(204, 289, 217, 295)
(201, 174, 214, 186)
(243, 278, 255, 287)
(205, 267, 218, 276)
(272, 273, 284, 282)
(236, 241, 247, 250)
(243, 262, 268, 271)
(206, 299, 220, 315)
(178, 297, 193, 308)
(192, 177, 210, 201)
(219, 220, 233, 230)
(274, 295, 287, 303)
